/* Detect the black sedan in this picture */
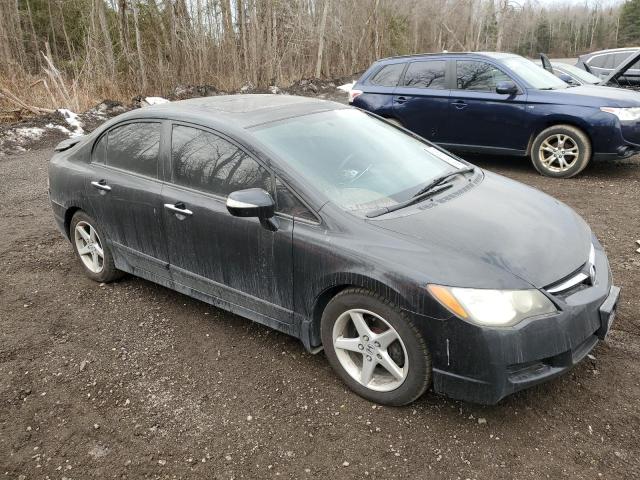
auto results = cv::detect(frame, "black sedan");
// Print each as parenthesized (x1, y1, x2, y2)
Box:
(48, 95, 619, 405)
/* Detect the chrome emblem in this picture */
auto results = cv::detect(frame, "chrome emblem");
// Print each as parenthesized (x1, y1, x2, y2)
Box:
(589, 263, 597, 285)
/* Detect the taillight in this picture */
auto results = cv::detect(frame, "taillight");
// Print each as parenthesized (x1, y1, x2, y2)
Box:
(348, 89, 363, 104)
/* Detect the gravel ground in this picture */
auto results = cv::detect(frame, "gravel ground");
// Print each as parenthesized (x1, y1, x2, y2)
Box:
(0, 147, 639, 479)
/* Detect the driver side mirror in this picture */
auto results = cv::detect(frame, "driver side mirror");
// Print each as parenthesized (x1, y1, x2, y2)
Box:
(496, 81, 518, 95)
(226, 188, 279, 231)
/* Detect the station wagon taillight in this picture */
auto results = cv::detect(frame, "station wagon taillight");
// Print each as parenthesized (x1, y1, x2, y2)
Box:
(348, 89, 363, 103)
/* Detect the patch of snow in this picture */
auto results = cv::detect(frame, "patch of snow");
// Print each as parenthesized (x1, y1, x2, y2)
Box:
(143, 96, 170, 106)
(46, 123, 72, 135)
(269, 85, 280, 94)
(337, 82, 355, 92)
(57, 108, 85, 136)
(15, 127, 45, 139)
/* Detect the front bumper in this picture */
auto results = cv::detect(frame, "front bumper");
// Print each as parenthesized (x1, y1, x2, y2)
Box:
(411, 248, 619, 405)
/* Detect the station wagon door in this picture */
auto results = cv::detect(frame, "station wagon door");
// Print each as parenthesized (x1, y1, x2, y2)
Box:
(392, 59, 450, 142)
(447, 59, 528, 152)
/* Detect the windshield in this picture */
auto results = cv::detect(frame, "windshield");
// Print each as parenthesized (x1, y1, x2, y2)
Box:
(503, 56, 568, 90)
(556, 63, 601, 84)
(252, 109, 463, 214)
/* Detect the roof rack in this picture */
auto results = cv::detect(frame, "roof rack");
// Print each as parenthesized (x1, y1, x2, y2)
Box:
(376, 51, 471, 62)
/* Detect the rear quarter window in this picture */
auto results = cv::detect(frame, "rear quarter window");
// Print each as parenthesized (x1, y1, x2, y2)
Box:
(275, 177, 316, 222)
(368, 63, 405, 87)
(92, 134, 107, 164)
(106, 122, 161, 178)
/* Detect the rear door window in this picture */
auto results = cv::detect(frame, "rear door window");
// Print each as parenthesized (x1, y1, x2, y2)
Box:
(589, 53, 614, 69)
(106, 122, 161, 178)
(369, 63, 405, 87)
(455, 60, 511, 91)
(402, 60, 447, 89)
(171, 125, 272, 197)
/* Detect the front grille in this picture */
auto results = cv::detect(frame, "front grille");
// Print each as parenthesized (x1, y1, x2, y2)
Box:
(546, 270, 591, 295)
(545, 244, 596, 296)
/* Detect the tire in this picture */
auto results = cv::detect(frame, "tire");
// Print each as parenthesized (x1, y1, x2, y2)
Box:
(70, 211, 122, 283)
(321, 288, 431, 406)
(530, 124, 591, 178)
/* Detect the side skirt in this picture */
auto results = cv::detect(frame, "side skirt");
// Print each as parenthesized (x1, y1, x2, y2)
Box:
(437, 143, 528, 157)
(110, 244, 319, 351)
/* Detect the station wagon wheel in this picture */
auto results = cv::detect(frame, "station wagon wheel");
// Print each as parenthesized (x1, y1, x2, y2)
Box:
(539, 134, 579, 173)
(332, 308, 409, 391)
(531, 124, 591, 178)
(74, 221, 104, 273)
(321, 288, 431, 406)
(70, 211, 123, 283)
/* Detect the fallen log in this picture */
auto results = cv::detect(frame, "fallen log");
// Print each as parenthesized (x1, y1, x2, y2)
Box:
(0, 87, 55, 115)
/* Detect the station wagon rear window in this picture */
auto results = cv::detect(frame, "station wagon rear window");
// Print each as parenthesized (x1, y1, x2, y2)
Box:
(369, 63, 405, 87)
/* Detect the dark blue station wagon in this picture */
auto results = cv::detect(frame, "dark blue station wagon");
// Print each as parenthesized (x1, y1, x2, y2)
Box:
(351, 52, 640, 178)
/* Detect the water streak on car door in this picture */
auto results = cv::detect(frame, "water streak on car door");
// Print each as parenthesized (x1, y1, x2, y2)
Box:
(86, 121, 169, 278)
(161, 184, 295, 324)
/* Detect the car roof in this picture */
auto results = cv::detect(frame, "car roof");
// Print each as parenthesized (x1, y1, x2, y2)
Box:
(377, 51, 519, 63)
(117, 94, 348, 129)
(580, 47, 640, 58)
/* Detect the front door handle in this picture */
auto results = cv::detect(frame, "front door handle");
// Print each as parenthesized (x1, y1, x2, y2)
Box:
(452, 100, 468, 110)
(164, 202, 193, 217)
(91, 180, 111, 192)
(395, 96, 408, 104)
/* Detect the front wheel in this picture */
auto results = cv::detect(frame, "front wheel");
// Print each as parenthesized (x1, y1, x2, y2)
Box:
(321, 288, 431, 406)
(530, 125, 591, 178)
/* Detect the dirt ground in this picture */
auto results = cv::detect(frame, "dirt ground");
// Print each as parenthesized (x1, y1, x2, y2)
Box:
(0, 142, 639, 479)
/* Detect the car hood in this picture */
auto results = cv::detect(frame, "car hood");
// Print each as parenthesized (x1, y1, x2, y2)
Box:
(559, 84, 640, 106)
(368, 172, 591, 289)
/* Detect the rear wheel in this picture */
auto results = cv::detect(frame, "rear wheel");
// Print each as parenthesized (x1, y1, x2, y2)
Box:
(70, 211, 122, 283)
(321, 288, 431, 406)
(530, 125, 591, 178)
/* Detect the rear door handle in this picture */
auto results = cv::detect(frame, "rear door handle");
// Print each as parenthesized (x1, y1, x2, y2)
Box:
(452, 100, 468, 110)
(164, 202, 193, 217)
(91, 180, 111, 191)
(395, 96, 408, 104)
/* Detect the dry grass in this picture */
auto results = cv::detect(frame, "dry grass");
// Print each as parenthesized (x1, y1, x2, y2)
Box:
(0, 72, 132, 118)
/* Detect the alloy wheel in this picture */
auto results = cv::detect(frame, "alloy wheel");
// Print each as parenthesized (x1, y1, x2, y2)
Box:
(539, 134, 579, 173)
(332, 308, 409, 392)
(74, 221, 104, 273)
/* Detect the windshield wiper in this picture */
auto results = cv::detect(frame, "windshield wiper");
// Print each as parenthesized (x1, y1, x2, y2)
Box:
(366, 166, 475, 219)
(411, 166, 475, 198)
(366, 183, 453, 218)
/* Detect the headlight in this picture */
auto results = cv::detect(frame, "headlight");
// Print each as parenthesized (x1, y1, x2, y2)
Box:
(600, 107, 640, 122)
(427, 285, 557, 327)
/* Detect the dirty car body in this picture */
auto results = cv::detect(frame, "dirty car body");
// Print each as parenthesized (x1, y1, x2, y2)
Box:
(48, 95, 619, 404)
